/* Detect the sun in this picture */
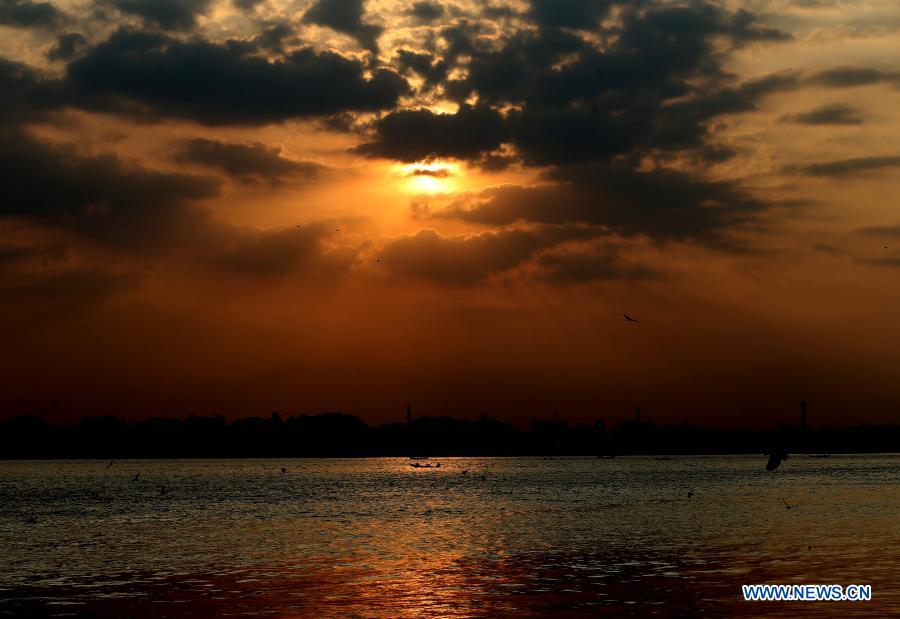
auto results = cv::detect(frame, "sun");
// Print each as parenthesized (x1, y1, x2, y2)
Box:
(399, 161, 459, 195)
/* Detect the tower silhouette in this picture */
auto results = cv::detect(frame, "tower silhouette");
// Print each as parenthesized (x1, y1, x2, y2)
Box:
(800, 400, 807, 431)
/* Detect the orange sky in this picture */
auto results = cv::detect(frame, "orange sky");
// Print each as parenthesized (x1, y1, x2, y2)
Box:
(1, 0, 899, 428)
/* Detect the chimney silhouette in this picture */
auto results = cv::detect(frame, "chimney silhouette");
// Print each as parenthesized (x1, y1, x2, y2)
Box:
(800, 400, 807, 431)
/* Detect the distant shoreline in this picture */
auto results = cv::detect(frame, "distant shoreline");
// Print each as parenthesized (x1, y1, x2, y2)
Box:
(2, 412, 898, 459)
(3, 452, 900, 461)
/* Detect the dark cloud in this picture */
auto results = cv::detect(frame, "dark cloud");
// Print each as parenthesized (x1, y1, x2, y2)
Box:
(444, 27, 584, 105)
(475, 153, 514, 172)
(864, 257, 900, 268)
(0, 130, 349, 278)
(482, 5, 518, 20)
(394, 49, 448, 87)
(438, 163, 768, 243)
(496, 66, 796, 170)
(103, 0, 213, 31)
(0, 58, 66, 125)
(380, 225, 597, 283)
(856, 225, 900, 238)
(233, 0, 264, 11)
(787, 156, 900, 177)
(252, 21, 296, 52)
(534, 242, 658, 283)
(782, 104, 863, 125)
(407, 167, 452, 178)
(0, 243, 66, 269)
(0, 267, 138, 306)
(319, 112, 358, 133)
(369, 4, 791, 169)
(698, 145, 738, 163)
(355, 105, 507, 162)
(459, 3, 789, 105)
(0, 244, 40, 266)
(175, 138, 325, 185)
(66, 29, 409, 125)
(661, 73, 800, 138)
(304, 0, 382, 54)
(0, 129, 221, 248)
(528, 0, 613, 29)
(409, 1, 443, 23)
(811, 243, 843, 254)
(0, 0, 63, 29)
(810, 67, 900, 88)
(206, 222, 355, 277)
(47, 32, 88, 62)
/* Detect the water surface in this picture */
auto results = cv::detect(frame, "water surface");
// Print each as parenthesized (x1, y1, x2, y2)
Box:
(1, 456, 897, 616)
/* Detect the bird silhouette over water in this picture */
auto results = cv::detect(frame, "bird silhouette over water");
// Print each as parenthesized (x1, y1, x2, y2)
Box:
(131, 472, 140, 482)
(281, 467, 287, 474)
(623, 314, 639, 323)
(461, 469, 468, 475)
(480, 467, 488, 481)
(105, 459, 114, 472)
(687, 489, 695, 498)
(782, 497, 795, 510)
(766, 447, 789, 471)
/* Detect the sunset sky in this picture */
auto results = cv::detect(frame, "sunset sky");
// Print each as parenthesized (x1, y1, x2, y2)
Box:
(2, 0, 899, 427)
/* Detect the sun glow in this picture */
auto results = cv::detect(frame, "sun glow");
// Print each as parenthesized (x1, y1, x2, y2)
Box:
(399, 161, 459, 195)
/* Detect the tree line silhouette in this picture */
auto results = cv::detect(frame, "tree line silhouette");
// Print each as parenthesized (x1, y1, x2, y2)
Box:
(1, 412, 898, 458)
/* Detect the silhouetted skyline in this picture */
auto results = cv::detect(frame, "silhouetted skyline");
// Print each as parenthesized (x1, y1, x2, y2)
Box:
(2, 411, 897, 458)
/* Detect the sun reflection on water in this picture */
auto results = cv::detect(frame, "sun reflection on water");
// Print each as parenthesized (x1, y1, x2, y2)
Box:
(1, 456, 899, 617)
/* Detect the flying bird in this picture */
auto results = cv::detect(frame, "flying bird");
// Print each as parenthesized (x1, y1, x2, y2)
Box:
(131, 472, 140, 482)
(105, 459, 114, 472)
(623, 314, 640, 323)
(687, 489, 695, 498)
(782, 497, 795, 510)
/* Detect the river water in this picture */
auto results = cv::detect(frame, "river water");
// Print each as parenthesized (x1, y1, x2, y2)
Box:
(1, 455, 897, 616)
